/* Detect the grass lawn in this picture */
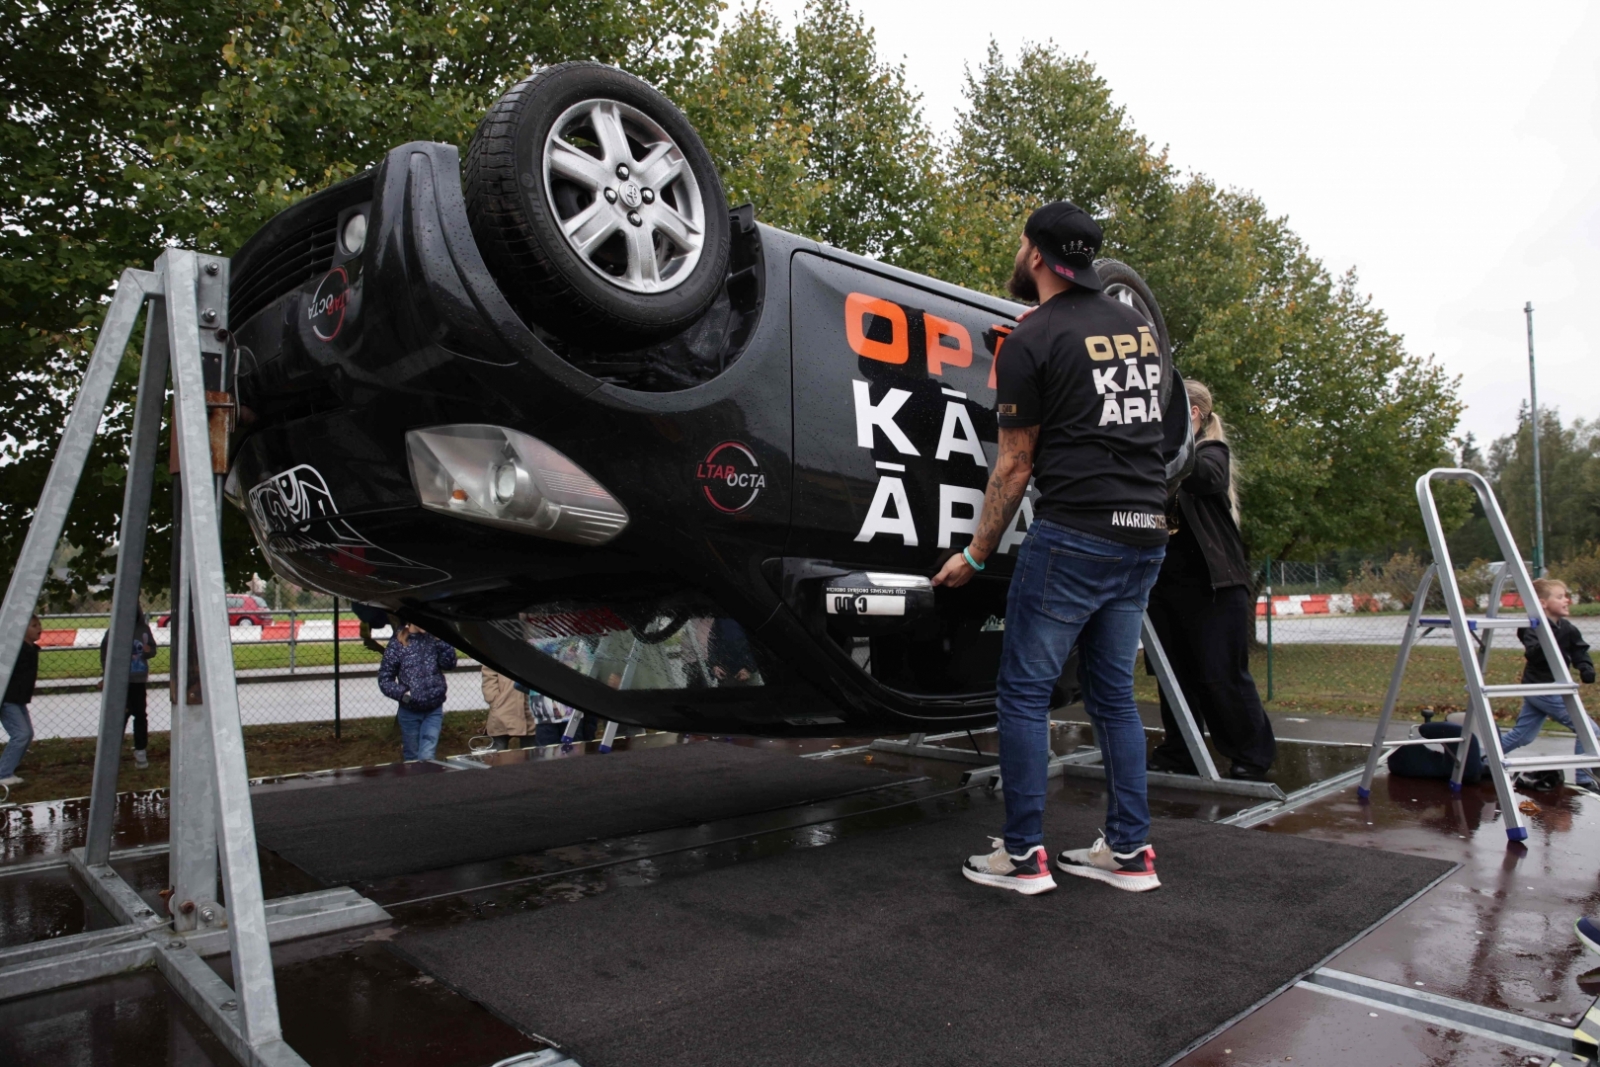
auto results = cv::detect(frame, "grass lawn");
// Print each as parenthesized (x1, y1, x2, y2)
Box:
(1134, 642, 1598, 719)
(0, 709, 496, 804)
(38, 641, 389, 680)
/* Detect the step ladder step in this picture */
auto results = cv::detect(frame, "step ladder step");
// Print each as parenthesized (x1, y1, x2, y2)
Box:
(1382, 737, 1467, 748)
(1481, 683, 1581, 699)
(1502, 754, 1600, 771)
(1417, 616, 1537, 631)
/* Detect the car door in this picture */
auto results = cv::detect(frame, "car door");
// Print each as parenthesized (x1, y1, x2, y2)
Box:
(789, 251, 1029, 698)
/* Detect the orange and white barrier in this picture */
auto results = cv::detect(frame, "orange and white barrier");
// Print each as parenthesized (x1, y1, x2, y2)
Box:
(1255, 593, 1399, 617)
(37, 620, 390, 649)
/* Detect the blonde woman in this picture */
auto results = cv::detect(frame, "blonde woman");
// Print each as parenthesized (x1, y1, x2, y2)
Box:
(1145, 381, 1276, 780)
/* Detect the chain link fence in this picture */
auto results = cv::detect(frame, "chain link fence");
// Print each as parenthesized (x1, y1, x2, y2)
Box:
(16, 598, 484, 742)
(11, 555, 1594, 748)
(1222, 557, 1600, 719)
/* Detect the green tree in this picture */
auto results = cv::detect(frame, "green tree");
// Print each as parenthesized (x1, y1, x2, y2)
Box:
(0, 0, 719, 600)
(1489, 407, 1600, 565)
(677, 0, 942, 262)
(933, 41, 1464, 560)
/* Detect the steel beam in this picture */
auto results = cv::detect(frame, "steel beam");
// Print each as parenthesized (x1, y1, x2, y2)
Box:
(163, 247, 285, 1050)
(1054, 761, 1284, 799)
(85, 294, 170, 863)
(868, 733, 996, 765)
(1221, 766, 1366, 828)
(0, 842, 171, 879)
(1, 865, 387, 1005)
(1302, 967, 1586, 1057)
(0, 269, 159, 708)
(0, 936, 155, 1002)
(1140, 614, 1225, 781)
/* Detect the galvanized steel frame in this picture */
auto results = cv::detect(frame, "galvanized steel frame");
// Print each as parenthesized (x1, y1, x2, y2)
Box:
(891, 614, 1283, 800)
(0, 251, 390, 1067)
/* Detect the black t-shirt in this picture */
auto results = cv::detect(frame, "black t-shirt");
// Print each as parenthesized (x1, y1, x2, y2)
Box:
(995, 288, 1169, 545)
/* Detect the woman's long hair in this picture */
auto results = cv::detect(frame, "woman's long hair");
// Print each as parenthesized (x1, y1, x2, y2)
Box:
(1185, 380, 1240, 524)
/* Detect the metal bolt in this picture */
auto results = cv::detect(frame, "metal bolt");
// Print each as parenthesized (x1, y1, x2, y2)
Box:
(199, 907, 217, 923)
(100, 870, 115, 879)
(615, 164, 630, 180)
(220, 999, 237, 1011)
(201, 308, 217, 323)
(641, 188, 655, 205)
(627, 212, 642, 227)
(180, 900, 195, 914)
(603, 188, 618, 204)
(204, 262, 220, 276)
(168, 939, 184, 949)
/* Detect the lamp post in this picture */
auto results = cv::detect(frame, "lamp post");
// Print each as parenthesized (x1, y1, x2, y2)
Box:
(1526, 301, 1545, 577)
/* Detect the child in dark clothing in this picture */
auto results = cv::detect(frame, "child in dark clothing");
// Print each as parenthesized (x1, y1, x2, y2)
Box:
(377, 622, 457, 760)
(1501, 578, 1598, 792)
(1, 614, 42, 787)
(98, 607, 157, 769)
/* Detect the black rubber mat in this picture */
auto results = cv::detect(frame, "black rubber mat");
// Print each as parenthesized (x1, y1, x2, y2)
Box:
(252, 743, 915, 884)
(398, 794, 1453, 1067)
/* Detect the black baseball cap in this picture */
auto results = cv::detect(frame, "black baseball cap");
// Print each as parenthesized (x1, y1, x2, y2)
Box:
(1023, 201, 1105, 290)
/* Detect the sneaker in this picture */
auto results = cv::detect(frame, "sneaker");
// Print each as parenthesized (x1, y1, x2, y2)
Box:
(961, 838, 1057, 895)
(133, 749, 149, 769)
(1056, 833, 1161, 892)
(0, 775, 21, 787)
(1578, 916, 1600, 957)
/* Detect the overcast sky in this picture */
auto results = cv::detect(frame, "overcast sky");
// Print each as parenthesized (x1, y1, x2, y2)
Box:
(766, 0, 1600, 449)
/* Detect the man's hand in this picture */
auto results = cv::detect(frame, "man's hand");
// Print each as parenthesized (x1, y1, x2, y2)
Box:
(933, 552, 978, 588)
(931, 425, 1038, 587)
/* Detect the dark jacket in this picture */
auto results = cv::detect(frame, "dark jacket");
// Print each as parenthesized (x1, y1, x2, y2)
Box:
(4, 640, 38, 706)
(1519, 617, 1595, 685)
(377, 631, 457, 710)
(99, 623, 156, 679)
(1158, 440, 1253, 590)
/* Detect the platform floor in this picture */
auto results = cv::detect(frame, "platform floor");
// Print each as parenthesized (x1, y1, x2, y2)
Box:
(0, 712, 1594, 1067)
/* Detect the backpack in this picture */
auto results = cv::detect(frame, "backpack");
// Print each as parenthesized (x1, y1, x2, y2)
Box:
(1386, 721, 1483, 784)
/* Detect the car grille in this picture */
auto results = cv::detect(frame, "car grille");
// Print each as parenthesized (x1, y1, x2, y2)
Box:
(227, 169, 374, 330)
(229, 217, 338, 330)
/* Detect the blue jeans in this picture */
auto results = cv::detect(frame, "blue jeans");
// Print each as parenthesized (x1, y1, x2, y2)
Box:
(0, 702, 33, 779)
(397, 705, 444, 761)
(1501, 695, 1597, 786)
(996, 521, 1166, 855)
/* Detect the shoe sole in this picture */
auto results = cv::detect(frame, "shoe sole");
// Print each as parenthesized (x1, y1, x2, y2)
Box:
(961, 865, 1057, 895)
(1055, 859, 1161, 892)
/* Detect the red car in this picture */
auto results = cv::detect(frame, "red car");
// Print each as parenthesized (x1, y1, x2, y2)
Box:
(157, 594, 273, 628)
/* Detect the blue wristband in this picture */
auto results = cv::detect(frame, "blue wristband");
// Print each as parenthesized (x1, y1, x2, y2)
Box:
(962, 547, 986, 571)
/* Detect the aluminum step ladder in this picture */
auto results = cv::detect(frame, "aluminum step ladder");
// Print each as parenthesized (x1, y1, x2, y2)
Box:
(1357, 468, 1600, 842)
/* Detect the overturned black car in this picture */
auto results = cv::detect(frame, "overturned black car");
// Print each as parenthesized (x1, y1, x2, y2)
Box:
(225, 63, 1192, 737)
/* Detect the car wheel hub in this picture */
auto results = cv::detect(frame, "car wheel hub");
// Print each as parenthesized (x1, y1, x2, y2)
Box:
(542, 97, 707, 295)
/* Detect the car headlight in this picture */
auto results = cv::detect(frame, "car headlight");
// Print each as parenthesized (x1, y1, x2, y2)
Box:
(406, 424, 629, 545)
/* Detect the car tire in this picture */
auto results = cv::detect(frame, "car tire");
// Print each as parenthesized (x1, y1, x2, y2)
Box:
(465, 63, 732, 352)
(1094, 258, 1173, 410)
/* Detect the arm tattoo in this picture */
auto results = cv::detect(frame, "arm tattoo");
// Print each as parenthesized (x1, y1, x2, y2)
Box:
(970, 426, 1038, 560)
